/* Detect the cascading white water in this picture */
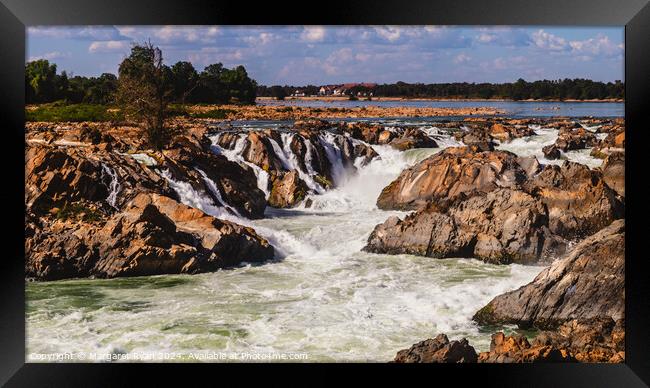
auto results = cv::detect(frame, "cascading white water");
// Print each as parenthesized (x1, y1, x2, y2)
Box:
(28, 118, 609, 362)
(495, 125, 603, 168)
(159, 169, 232, 220)
(195, 168, 242, 217)
(209, 133, 271, 199)
(318, 132, 346, 187)
(101, 164, 121, 209)
(279, 133, 325, 194)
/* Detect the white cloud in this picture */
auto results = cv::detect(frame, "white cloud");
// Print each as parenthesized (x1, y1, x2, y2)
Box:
(531, 29, 568, 51)
(569, 34, 623, 57)
(374, 26, 402, 42)
(453, 53, 471, 64)
(301, 26, 326, 42)
(88, 40, 130, 53)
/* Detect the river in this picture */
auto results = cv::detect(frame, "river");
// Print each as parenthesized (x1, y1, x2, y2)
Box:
(26, 115, 613, 362)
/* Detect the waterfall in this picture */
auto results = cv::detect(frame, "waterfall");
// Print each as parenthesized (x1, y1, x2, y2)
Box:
(209, 133, 271, 199)
(279, 133, 325, 194)
(159, 169, 316, 260)
(318, 132, 346, 187)
(101, 164, 121, 209)
(195, 168, 242, 217)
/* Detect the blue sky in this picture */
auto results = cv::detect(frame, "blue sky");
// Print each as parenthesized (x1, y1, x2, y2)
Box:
(27, 26, 624, 85)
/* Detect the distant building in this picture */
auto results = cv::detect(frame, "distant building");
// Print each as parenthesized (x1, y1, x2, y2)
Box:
(292, 90, 306, 97)
(319, 83, 377, 96)
(318, 85, 337, 95)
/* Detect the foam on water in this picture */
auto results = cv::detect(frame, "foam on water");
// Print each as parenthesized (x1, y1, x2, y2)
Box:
(496, 125, 604, 169)
(208, 134, 271, 199)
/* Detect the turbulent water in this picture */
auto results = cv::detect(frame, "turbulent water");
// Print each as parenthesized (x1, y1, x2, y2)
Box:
(26, 119, 607, 362)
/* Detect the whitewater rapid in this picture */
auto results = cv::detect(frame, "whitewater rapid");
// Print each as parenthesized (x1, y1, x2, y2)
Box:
(26, 121, 605, 362)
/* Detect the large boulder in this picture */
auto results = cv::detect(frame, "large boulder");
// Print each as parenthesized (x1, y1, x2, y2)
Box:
(268, 170, 308, 208)
(26, 144, 170, 213)
(554, 127, 597, 152)
(473, 219, 624, 329)
(489, 123, 536, 142)
(365, 188, 566, 264)
(388, 127, 438, 150)
(455, 128, 496, 151)
(524, 161, 624, 239)
(376, 147, 530, 211)
(393, 334, 478, 363)
(25, 193, 274, 280)
(600, 152, 624, 198)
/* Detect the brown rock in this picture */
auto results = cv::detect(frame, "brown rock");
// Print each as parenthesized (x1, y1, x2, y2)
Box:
(473, 219, 624, 329)
(366, 188, 566, 264)
(269, 170, 308, 208)
(393, 334, 478, 363)
(542, 144, 561, 159)
(600, 152, 624, 197)
(376, 147, 529, 211)
(525, 161, 624, 239)
(25, 193, 274, 280)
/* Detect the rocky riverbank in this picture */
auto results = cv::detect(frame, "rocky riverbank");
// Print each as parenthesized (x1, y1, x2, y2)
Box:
(184, 104, 505, 120)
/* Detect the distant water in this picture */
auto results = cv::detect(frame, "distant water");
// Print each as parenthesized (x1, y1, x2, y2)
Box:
(258, 99, 624, 118)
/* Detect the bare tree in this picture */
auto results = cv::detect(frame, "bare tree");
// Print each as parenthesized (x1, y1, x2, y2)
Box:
(116, 42, 176, 150)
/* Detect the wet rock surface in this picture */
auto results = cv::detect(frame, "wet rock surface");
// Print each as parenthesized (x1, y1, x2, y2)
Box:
(473, 219, 624, 329)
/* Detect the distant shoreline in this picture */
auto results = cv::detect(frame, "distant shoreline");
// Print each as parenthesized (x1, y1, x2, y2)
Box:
(257, 96, 624, 103)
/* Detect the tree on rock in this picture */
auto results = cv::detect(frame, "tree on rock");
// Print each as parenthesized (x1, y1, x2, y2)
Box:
(116, 42, 175, 150)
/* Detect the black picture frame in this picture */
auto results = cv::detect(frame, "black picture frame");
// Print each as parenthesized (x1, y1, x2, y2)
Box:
(2, 0, 649, 386)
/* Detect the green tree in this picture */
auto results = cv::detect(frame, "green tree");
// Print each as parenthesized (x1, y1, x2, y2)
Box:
(170, 61, 199, 105)
(25, 59, 58, 103)
(269, 85, 287, 100)
(115, 42, 175, 150)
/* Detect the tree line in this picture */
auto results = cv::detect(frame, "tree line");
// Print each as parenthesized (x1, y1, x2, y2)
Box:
(26, 53, 257, 106)
(257, 79, 624, 100)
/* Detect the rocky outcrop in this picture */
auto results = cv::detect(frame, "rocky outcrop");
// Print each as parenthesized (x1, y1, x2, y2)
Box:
(476, 332, 575, 363)
(365, 188, 566, 264)
(392, 334, 478, 363)
(393, 318, 624, 363)
(268, 170, 308, 208)
(473, 219, 624, 329)
(524, 162, 624, 239)
(542, 144, 561, 160)
(454, 127, 496, 151)
(489, 123, 536, 142)
(163, 135, 267, 219)
(591, 128, 625, 158)
(554, 127, 597, 152)
(26, 144, 172, 213)
(25, 193, 274, 280)
(600, 152, 624, 198)
(376, 147, 529, 211)
(368, 148, 623, 263)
